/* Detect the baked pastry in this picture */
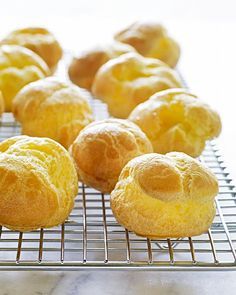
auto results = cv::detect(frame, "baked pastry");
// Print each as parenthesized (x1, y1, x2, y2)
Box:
(92, 52, 182, 118)
(13, 78, 93, 149)
(68, 42, 135, 90)
(70, 118, 153, 193)
(0, 136, 78, 232)
(111, 152, 218, 238)
(1, 27, 63, 72)
(0, 91, 4, 115)
(129, 89, 221, 157)
(0, 45, 49, 112)
(114, 22, 180, 67)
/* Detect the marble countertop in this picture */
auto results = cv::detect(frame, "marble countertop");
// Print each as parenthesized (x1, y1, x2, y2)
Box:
(1, 271, 236, 295)
(1, 0, 236, 294)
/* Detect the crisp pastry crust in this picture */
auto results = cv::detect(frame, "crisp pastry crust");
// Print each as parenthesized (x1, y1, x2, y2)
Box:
(0, 91, 4, 115)
(68, 42, 135, 90)
(111, 152, 218, 238)
(129, 88, 221, 157)
(0, 45, 50, 112)
(92, 52, 183, 118)
(0, 136, 78, 232)
(70, 118, 153, 193)
(13, 78, 93, 149)
(115, 22, 180, 67)
(1, 27, 63, 72)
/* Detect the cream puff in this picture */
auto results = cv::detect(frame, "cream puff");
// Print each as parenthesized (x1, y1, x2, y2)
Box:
(1, 27, 63, 72)
(68, 42, 135, 90)
(92, 52, 183, 118)
(0, 136, 78, 232)
(12, 78, 93, 149)
(0, 45, 49, 111)
(111, 152, 218, 238)
(129, 89, 221, 157)
(115, 22, 180, 67)
(70, 118, 153, 193)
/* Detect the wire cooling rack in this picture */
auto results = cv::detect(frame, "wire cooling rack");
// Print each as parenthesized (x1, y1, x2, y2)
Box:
(0, 59, 236, 270)
(0, 107, 236, 271)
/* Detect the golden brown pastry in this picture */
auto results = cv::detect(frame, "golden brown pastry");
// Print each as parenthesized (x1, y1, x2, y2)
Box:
(114, 22, 180, 67)
(129, 88, 221, 157)
(92, 52, 183, 118)
(1, 27, 63, 72)
(70, 118, 153, 193)
(111, 152, 218, 238)
(68, 42, 136, 90)
(13, 78, 93, 149)
(0, 91, 4, 115)
(0, 136, 78, 232)
(0, 45, 49, 112)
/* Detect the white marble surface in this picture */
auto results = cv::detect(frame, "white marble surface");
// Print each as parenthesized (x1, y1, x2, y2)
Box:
(1, 271, 236, 295)
(1, 0, 236, 294)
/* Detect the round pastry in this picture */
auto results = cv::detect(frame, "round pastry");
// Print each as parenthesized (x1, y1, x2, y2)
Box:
(1, 27, 63, 72)
(92, 52, 183, 118)
(68, 42, 135, 90)
(111, 152, 218, 238)
(114, 22, 180, 67)
(70, 118, 153, 193)
(0, 91, 4, 115)
(13, 78, 93, 149)
(129, 88, 221, 157)
(0, 136, 78, 232)
(0, 45, 49, 112)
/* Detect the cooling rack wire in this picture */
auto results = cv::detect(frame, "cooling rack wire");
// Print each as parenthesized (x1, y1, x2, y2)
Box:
(0, 61, 235, 270)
